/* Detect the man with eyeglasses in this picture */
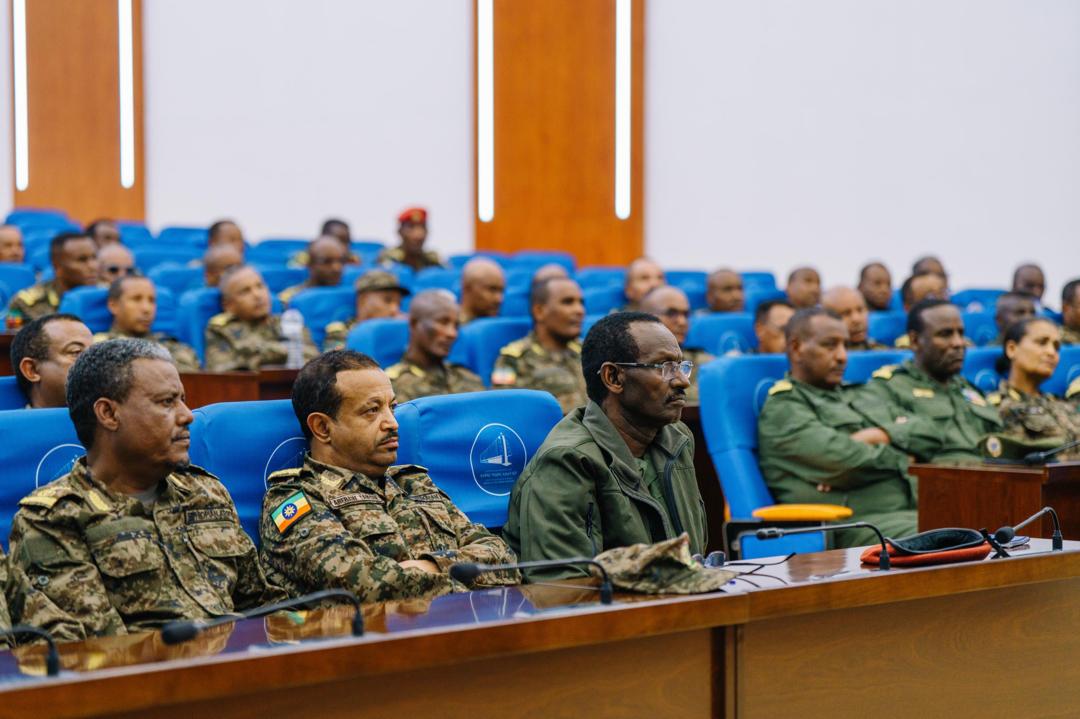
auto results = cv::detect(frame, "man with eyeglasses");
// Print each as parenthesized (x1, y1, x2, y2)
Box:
(503, 311, 708, 582)
(97, 243, 136, 285)
(640, 285, 713, 402)
(757, 307, 917, 548)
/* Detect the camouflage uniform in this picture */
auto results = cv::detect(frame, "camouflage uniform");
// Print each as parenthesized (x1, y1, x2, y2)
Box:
(203, 312, 319, 372)
(1063, 326, 1080, 346)
(984, 383, 1080, 461)
(277, 281, 314, 306)
(9, 459, 283, 642)
(1069, 378, 1080, 409)
(386, 358, 485, 403)
(93, 327, 201, 372)
(322, 319, 357, 352)
(377, 246, 444, 271)
(287, 249, 360, 269)
(5, 279, 63, 325)
(259, 455, 518, 603)
(682, 347, 714, 403)
(849, 339, 889, 351)
(491, 332, 586, 414)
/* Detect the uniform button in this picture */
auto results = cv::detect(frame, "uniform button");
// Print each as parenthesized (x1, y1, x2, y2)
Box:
(299, 527, 310, 538)
(35, 575, 49, 587)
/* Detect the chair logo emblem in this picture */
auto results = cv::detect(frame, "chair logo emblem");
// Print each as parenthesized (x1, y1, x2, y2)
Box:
(35, 444, 85, 488)
(469, 423, 527, 497)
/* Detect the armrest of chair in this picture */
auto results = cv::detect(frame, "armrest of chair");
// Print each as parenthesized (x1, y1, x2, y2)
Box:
(751, 503, 853, 522)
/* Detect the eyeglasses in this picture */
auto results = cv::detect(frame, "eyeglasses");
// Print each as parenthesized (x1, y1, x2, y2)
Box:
(605, 360, 694, 381)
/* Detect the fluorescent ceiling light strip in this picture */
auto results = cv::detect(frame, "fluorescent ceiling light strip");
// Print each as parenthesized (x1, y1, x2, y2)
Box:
(13, 0, 29, 191)
(614, 0, 631, 220)
(477, 0, 494, 222)
(118, 0, 136, 189)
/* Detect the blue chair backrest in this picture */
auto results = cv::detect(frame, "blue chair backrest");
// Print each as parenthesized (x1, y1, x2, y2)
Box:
(962, 347, 1002, 393)
(177, 287, 222, 359)
(5, 208, 71, 228)
(499, 288, 531, 317)
(740, 271, 776, 291)
(952, 288, 1005, 313)
(247, 239, 309, 265)
(395, 389, 563, 528)
(256, 266, 308, 293)
(576, 267, 625, 289)
(962, 311, 999, 346)
(148, 265, 204, 297)
(116, 222, 154, 246)
(189, 400, 306, 545)
(343, 264, 415, 291)
(413, 267, 462, 295)
(0, 408, 84, 550)
(58, 286, 177, 335)
(504, 267, 537, 292)
(581, 313, 605, 338)
(582, 286, 624, 315)
(0, 264, 36, 297)
(685, 313, 755, 354)
(134, 246, 202, 272)
(350, 240, 385, 259)
(28, 247, 51, 274)
(157, 226, 209, 248)
(745, 287, 787, 315)
(290, 286, 355, 348)
(346, 318, 410, 369)
(868, 311, 907, 345)
(508, 251, 575, 273)
(451, 317, 531, 386)
(0, 377, 26, 410)
(1044, 345, 1080, 397)
(844, 350, 911, 384)
(665, 270, 708, 293)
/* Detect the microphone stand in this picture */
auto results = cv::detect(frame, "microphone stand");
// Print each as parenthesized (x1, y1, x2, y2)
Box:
(755, 522, 891, 570)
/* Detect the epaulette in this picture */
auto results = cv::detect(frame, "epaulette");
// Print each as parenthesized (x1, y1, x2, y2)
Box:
(500, 339, 528, 358)
(388, 463, 430, 480)
(987, 392, 1002, 407)
(767, 379, 793, 396)
(872, 364, 900, 380)
(893, 335, 912, 349)
(324, 321, 346, 334)
(208, 312, 232, 328)
(92, 331, 112, 343)
(385, 362, 409, 380)
(18, 483, 79, 512)
(568, 340, 582, 353)
(266, 467, 303, 485)
(1067, 377, 1080, 400)
(14, 285, 44, 304)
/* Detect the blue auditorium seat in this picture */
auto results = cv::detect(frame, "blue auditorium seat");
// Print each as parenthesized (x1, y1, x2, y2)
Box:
(867, 311, 907, 346)
(116, 221, 154, 246)
(0, 408, 84, 549)
(5, 208, 72, 228)
(448, 251, 510, 270)
(504, 267, 537, 292)
(0, 264, 36, 298)
(28, 247, 52, 274)
(255, 266, 308, 294)
(745, 288, 787, 315)
(508, 251, 575, 273)
(685, 313, 755, 355)
(58, 286, 178, 335)
(451, 317, 531, 386)
(395, 390, 563, 528)
(1044, 346, 1080, 397)
(843, 350, 911, 384)
(290, 286, 354, 348)
(740, 271, 776, 291)
(962, 347, 1002, 393)
(952, 288, 1005, 313)
(157, 226, 209, 248)
(134, 246, 202, 272)
(499, 288, 531, 317)
(350, 240, 385, 261)
(665, 270, 708, 293)
(413, 267, 462, 295)
(582, 286, 624, 315)
(576, 267, 625, 289)
(0, 377, 26, 410)
(149, 265, 204, 297)
(698, 356, 827, 559)
(581, 313, 605, 338)
(962, 311, 999, 346)
(189, 400, 306, 544)
(346, 318, 410, 369)
(247, 239, 310, 265)
(177, 288, 222, 360)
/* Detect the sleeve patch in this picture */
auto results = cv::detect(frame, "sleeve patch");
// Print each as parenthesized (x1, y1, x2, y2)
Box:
(271, 491, 312, 534)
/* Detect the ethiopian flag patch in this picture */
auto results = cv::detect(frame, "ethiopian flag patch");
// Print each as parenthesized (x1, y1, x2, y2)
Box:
(271, 491, 311, 534)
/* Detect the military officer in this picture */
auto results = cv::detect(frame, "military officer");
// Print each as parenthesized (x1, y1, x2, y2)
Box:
(376, 207, 444, 271)
(10, 313, 94, 408)
(893, 273, 951, 348)
(96, 243, 135, 286)
(459, 257, 506, 324)
(757, 308, 917, 547)
(621, 257, 665, 312)
(10, 340, 283, 641)
(822, 286, 887, 351)
(204, 265, 318, 371)
(786, 267, 821, 309)
(503, 312, 707, 582)
(857, 262, 893, 312)
(854, 299, 1002, 463)
(752, 299, 795, 354)
(988, 292, 1037, 345)
(202, 245, 243, 288)
(278, 235, 347, 305)
(1011, 263, 1046, 304)
(288, 219, 361, 268)
(93, 276, 200, 372)
(6, 232, 99, 327)
(260, 350, 517, 602)
(85, 219, 121, 248)
(322, 270, 411, 351)
(0, 224, 25, 263)
(1059, 279, 1080, 346)
(207, 219, 246, 257)
(491, 276, 587, 413)
(640, 285, 713, 402)
(386, 290, 484, 402)
(703, 268, 745, 314)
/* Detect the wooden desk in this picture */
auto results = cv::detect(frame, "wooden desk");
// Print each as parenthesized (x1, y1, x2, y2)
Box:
(181, 369, 299, 409)
(681, 404, 727, 554)
(914, 461, 1080, 539)
(2, 540, 1078, 718)
(0, 331, 14, 376)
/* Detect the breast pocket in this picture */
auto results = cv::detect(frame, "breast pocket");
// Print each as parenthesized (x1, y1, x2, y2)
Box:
(393, 498, 459, 553)
(86, 520, 167, 617)
(187, 522, 252, 592)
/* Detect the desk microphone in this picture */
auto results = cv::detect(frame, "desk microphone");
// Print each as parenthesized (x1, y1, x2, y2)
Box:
(993, 506, 1063, 551)
(160, 588, 365, 645)
(450, 559, 614, 604)
(2, 625, 60, 677)
(1022, 439, 1080, 465)
(756, 522, 891, 570)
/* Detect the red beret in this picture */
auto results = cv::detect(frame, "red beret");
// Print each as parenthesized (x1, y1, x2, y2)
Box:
(397, 207, 427, 225)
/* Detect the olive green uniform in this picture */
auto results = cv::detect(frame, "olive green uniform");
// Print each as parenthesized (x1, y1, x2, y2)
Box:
(287, 249, 360, 269)
(849, 339, 889, 351)
(5, 279, 64, 325)
(386, 358, 485, 403)
(377, 246, 444, 271)
(983, 383, 1080, 461)
(853, 360, 1003, 463)
(682, 346, 714, 403)
(322, 318, 357, 352)
(203, 312, 319, 372)
(491, 332, 587, 414)
(504, 401, 708, 582)
(93, 327, 201, 372)
(259, 456, 517, 603)
(757, 376, 917, 546)
(9, 459, 283, 642)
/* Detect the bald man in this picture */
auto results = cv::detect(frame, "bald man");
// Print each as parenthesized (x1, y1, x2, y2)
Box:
(386, 290, 485, 403)
(460, 257, 506, 323)
(279, 236, 346, 305)
(641, 285, 713, 402)
(532, 263, 569, 284)
(822, 286, 886, 351)
(622, 257, 665, 312)
(703, 268, 745, 314)
(0, 224, 25, 263)
(202, 245, 243, 288)
(786, 267, 821, 309)
(97, 243, 136, 286)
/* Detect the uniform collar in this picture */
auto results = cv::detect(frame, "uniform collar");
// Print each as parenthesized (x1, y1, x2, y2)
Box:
(902, 359, 966, 390)
(581, 400, 686, 465)
(303, 453, 384, 494)
(69, 456, 190, 510)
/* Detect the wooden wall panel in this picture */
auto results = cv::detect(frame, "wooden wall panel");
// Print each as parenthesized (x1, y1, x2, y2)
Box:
(475, 0, 644, 267)
(12, 0, 144, 222)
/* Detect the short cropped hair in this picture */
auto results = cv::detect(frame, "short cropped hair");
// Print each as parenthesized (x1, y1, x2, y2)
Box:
(291, 350, 381, 440)
(858, 262, 887, 283)
(67, 339, 172, 448)
(754, 298, 793, 326)
(208, 220, 236, 242)
(581, 311, 662, 404)
(785, 306, 840, 344)
(321, 218, 348, 234)
(1062, 279, 1080, 307)
(10, 313, 84, 399)
(107, 274, 152, 302)
(49, 232, 91, 264)
(529, 276, 565, 309)
(906, 298, 954, 335)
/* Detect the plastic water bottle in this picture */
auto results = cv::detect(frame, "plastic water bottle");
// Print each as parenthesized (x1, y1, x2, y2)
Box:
(280, 309, 306, 369)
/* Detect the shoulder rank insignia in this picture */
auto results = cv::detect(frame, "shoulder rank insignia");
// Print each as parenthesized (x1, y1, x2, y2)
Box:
(500, 339, 527, 358)
(872, 364, 898, 380)
(208, 312, 231, 328)
(324, 321, 346, 333)
(491, 366, 517, 386)
(385, 363, 406, 380)
(961, 388, 987, 407)
(987, 392, 1002, 406)
(767, 379, 793, 396)
(15, 286, 43, 304)
(271, 491, 311, 534)
(1067, 378, 1080, 400)
(912, 388, 935, 399)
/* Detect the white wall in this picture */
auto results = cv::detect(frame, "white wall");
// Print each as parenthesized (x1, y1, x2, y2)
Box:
(645, 0, 1080, 307)
(143, 0, 473, 252)
(0, 1, 12, 216)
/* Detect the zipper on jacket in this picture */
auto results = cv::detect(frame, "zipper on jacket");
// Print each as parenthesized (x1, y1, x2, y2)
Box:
(660, 437, 689, 537)
(585, 501, 598, 556)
